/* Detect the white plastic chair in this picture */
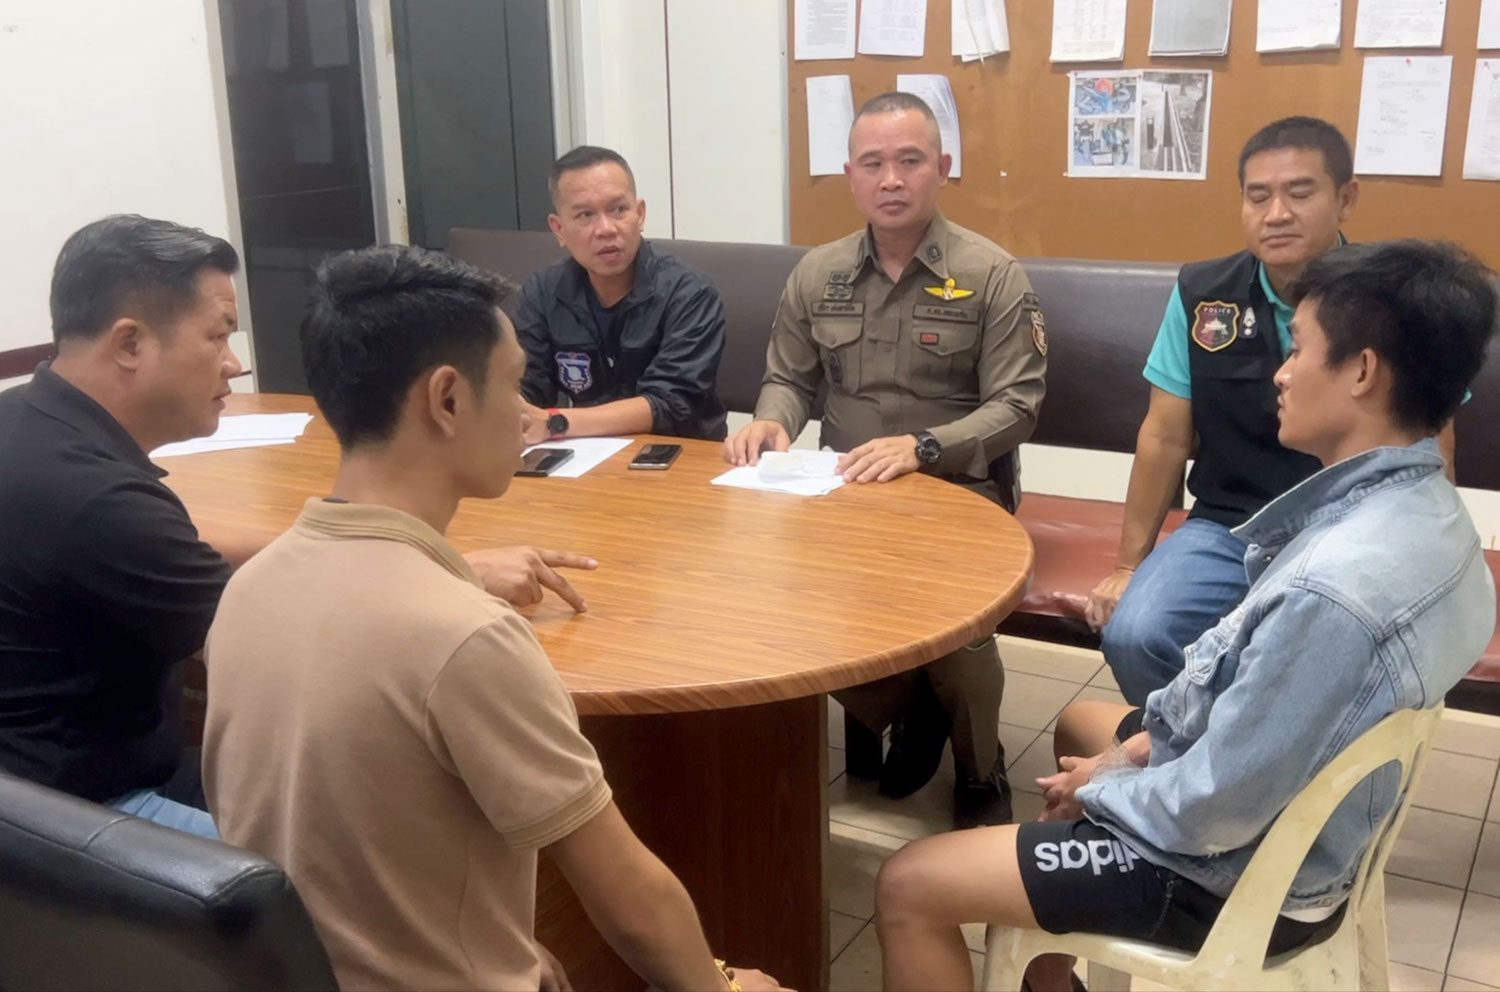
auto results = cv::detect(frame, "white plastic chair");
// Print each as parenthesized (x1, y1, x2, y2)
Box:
(980, 704, 1445, 992)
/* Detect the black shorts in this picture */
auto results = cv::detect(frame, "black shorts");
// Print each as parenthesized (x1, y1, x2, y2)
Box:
(1015, 820, 1344, 956)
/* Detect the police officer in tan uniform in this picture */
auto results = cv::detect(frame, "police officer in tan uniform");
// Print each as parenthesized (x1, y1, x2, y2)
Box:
(726, 92, 1046, 828)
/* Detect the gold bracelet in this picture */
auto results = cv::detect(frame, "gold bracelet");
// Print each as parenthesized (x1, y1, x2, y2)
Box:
(715, 958, 742, 992)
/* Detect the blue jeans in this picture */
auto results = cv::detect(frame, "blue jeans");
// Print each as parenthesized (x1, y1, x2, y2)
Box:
(1101, 517, 1250, 706)
(109, 788, 219, 839)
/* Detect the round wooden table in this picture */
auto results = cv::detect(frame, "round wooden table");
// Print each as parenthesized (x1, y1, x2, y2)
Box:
(165, 394, 1034, 991)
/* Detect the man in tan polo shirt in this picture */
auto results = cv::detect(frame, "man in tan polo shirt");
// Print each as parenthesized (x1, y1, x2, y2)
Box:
(726, 92, 1047, 829)
(203, 246, 781, 992)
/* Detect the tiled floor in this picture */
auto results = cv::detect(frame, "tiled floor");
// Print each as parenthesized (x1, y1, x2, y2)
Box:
(825, 635, 1500, 991)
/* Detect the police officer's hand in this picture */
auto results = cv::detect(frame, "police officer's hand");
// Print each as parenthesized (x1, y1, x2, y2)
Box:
(522, 404, 551, 447)
(1085, 567, 1135, 631)
(838, 434, 921, 484)
(724, 419, 791, 466)
(464, 546, 598, 613)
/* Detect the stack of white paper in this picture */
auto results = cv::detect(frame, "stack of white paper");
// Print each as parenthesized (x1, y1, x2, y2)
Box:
(1481, 0, 1500, 49)
(1051, 0, 1128, 63)
(711, 450, 848, 497)
(952, 0, 1009, 61)
(1256, 0, 1342, 53)
(1149, 0, 1232, 57)
(151, 413, 314, 459)
(1463, 58, 1500, 180)
(858, 0, 928, 57)
(795, 0, 857, 60)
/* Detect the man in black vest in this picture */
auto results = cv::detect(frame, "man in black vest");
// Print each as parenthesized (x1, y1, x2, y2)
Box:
(1085, 116, 1457, 704)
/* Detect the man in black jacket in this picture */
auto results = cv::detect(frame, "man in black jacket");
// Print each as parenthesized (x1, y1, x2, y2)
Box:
(515, 146, 728, 443)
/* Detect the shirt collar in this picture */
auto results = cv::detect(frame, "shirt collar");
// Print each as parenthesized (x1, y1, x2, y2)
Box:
(854, 213, 951, 281)
(23, 361, 165, 478)
(1234, 437, 1445, 554)
(1253, 231, 1349, 319)
(294, 498, 482, 588)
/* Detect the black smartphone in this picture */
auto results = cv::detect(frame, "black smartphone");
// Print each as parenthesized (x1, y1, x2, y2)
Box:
(516, 447, 574, 477)
(628, 443, 682, 470)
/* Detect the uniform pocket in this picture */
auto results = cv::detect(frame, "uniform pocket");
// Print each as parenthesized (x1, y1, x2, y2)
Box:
(811, 318, 864, 391)
(1191, 354, 1271, 381)
(909, 323, 979, 397)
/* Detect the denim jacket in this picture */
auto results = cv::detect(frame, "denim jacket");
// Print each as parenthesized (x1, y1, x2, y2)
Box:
(1078, 438, 1495, 911)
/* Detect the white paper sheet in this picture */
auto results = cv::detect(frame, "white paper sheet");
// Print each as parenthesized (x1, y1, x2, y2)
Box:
(1463, 58, 1500, 179)
(1149, 0, 1232, 56)
(952, 0, 1009, 61)
(1354, 55, 1454, 176)
(150, 412, 314, 459)
(896, 73, 963, 176)
(520, 437, 632, 479)
(858, 0, 928, 57)
(152, 437, 298, 459)
(1256, 0, 1342, 52)
(1354, 0, 1447, 49)
(806, 74, 856, 175)
(795, 0, 857, 60)
(1480, 0, 1500, 49)
(711, 451, 848, 497)
(1051, 0, 1128, 63)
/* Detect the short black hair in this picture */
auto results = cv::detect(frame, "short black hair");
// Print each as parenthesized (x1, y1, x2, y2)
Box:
(300, 245, 515, 451)
(850, 91, 941, 152)
(1238, 115, 1354, 187)
(548, 145, 636, 205)
(49, 214, 239, 344)
(1288, 240, 1498, 432)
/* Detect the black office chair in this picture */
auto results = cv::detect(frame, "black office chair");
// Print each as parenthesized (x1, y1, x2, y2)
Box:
(0, 771, 338, 991)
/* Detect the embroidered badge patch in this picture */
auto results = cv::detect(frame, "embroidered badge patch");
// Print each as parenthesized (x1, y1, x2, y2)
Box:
(1191, 301, 1240, 352)
(556, 351, 593, 394)
(923, 277, 975, 301)
(1031, 309, 1048, 356)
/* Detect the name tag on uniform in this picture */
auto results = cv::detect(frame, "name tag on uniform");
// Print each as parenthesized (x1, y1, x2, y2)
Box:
(812, 301, 865, 317)
(913, 303, 979, 324)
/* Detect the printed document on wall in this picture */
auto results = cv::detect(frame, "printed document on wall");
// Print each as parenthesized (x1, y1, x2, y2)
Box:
(953, 0, 1009, 60)
(1463, 59, 1500, 179)
(1149, 0, 1232, 56)
(1256, 0, 1342, 52)
(1354, 55, 1453, 176)
(795, 0, 856, 60)
(1354, 0, 1447, 49)
(1051, 0, 1128, 62)
(859, 0, 928, 57)
(897, 74, 963, 176)
(806, 75, 856, 175)
(1480, 0, 1500, 49)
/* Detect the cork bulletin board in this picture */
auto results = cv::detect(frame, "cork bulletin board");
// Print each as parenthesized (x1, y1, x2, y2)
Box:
(787, 0, 1498, 265)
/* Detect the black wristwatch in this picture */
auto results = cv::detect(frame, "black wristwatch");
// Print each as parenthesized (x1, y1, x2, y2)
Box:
(914, 430, 942, 465)
(545, 409, 570, 439)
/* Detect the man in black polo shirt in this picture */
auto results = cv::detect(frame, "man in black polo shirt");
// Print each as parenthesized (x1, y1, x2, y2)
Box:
(514, 145, 728, 444)
(0, 215, 243, 836)
(1083, 117, 1458, 704)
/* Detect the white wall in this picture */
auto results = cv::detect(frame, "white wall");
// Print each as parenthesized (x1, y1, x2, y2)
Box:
(665, 0, 789, 244)
(0, 0, 253, 384)
(567, 0, 789, 244)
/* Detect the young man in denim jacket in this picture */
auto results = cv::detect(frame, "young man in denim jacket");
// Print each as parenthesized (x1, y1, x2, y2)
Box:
(871, 240, 1498, 991)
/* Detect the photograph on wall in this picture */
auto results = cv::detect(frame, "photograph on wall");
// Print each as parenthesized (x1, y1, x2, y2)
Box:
(1067, 69, 1212, 179)
(1138, 70, 1212, 179)
(1067, 72, 1139, 176)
